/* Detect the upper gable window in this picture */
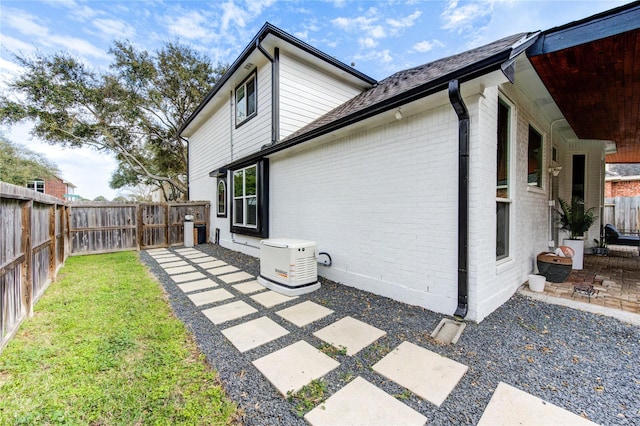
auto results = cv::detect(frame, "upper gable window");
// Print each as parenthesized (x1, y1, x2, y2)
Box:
(236, 72, 257, 126)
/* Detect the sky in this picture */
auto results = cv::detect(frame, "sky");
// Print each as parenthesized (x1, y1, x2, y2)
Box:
(0, 0, 632, 200)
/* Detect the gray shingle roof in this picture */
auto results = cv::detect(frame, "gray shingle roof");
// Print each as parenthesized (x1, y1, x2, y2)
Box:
(283, 32, 528, 144)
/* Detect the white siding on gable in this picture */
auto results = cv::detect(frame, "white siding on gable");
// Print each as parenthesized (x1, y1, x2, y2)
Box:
(279, 51, 366, 139)
(189, 101, 232, 183)
(233, 65, 272, 159)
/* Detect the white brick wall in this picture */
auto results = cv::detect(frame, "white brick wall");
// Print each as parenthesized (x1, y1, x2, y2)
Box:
(266, 102, 461, 315)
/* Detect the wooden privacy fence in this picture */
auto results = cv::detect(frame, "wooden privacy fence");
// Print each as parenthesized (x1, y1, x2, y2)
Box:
(604, 196, 640, 232)
(1, 183, 67, 352)
(1, 180, 210, 352)
(69, 201, 209, 254)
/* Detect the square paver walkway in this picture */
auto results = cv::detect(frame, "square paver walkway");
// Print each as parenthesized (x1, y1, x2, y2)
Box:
(202, 300, 258, 325)
(252, 340, 340, 395)
(221, 316, 290, 352)
(304, 376, 427, 426)
(207, 265, 239, 276)
(171, 271, 207, 283)
(219, 271, 254, 284)
(277, 301, 334, 327)
(313, 316, 386, 356)
(477, 382, 598, 426)
(164, 265, 197, 274)
(178, 279, 218, 293)
(187, 288, 234, 306)
(372, 341, 468, 407)
(251, 291, 298, 308)
(181, 252, 210, 259)
(232, 280, 267, 294)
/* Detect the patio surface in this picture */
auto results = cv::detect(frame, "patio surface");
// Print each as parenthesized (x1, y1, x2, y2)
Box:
(141, 244, 639, 425)
(522, 246, 640, 322)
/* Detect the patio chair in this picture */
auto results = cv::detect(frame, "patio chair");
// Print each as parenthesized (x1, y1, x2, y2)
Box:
(603, 224, 640, 255)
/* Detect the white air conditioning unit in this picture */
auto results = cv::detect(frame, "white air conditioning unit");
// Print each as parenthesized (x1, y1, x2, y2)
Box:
(257, 238, 320, 296)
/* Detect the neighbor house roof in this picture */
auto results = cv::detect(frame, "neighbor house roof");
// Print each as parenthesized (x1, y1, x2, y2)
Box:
(225, 31, 532, 169)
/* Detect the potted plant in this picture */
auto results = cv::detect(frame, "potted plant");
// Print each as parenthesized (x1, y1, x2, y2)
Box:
(592, 237, 608, 256)
(557, 197, 597, 269)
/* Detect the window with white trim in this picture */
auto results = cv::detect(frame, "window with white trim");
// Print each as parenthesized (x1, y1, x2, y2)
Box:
(217, 178, 227, 217)
(235, 72, 256, 126)
(27, 179, 45, 193)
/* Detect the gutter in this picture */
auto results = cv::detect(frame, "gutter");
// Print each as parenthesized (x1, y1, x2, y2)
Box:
(256, 41, 280, 147)
(448, 79, 469, 319)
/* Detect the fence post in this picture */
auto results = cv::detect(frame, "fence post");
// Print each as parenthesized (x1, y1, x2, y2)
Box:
(136, 204, 142, 250)
(49, 205, 55, 281)
(21, 200, 33, 318)
(164, 203, 170, 247)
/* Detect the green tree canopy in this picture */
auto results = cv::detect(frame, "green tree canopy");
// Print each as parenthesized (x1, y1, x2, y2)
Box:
(0, 41, 227, 200)
(0, 135, 60, 186)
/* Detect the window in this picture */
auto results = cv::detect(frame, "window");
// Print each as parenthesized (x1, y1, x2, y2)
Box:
(527, 125, 543, 187)
(235, 72, 256, 126)
(496, 99, 511, 260)
(217, 179, 227, 217)
(27, 179, 45, 193)
(230, 160, 268, 237)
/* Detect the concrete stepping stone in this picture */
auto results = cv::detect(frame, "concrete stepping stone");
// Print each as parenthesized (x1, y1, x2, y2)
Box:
(219, 271, 254, 284)
(146, 248, 170, 254)
(252, 340, 340, 395)
(304, 376, 427, 426)
(232, 280, 267, 294)
(178, 279, 218, 293)
(191, 256, 219, 264)
(207, 265, 239, 276)
(181, 252, 209, 259)
(171, 271, 207, 283)
(372, 341, 468, 407)
(277, 301, 334, 327)
(251, 291, 298, 308)
(202, 300, 258, 325)
(164, 265, 197, 274)
(313, 316, 386, 356)
(188, 288, 234, 306)
(158, 259, 188, 268)
(198, 260, 227, 269)
(221, 316, 289, 352)
(153, 255, 180, 262)
(477, 382, 598, 426)
(174, 248, 199, 254)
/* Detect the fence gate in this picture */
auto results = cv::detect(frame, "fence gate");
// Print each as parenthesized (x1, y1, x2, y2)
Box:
(68, 201, 209, 254)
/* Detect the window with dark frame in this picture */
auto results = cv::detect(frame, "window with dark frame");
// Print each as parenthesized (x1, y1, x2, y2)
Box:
(230, 160, 269, 238)
(527, 125, 543, 187)
(496, 99, 510, 261)
(235, 72, 257, 126)
(217, 178, 227, 217)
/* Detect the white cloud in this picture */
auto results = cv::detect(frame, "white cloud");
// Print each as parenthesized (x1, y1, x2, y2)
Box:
(412, 39, 445, 53)
(93, 18, 136, 40)
(441, 0, 494, 34)
(359, 37, 377, 48)
(220, 1, 249, 31)
(0, 35, 38, 55)
(5, 9, 50, 37)
(165, 10, 218, 42)
(47, 35, 110, 60)
(354, 49, 392, 64)
(294, 30, 309, 40)
(386, 10, 422, 30)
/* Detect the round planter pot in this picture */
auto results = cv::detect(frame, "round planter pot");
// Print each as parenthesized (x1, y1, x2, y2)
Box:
(528, 274, 546, 292)
(563, 239, 584, 270)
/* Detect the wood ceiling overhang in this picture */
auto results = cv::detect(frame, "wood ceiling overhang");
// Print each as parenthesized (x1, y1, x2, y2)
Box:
(527, 2, 640, 163)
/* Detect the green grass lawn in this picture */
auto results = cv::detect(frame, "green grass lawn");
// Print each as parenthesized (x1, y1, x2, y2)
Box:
(0, 252, 237, 425)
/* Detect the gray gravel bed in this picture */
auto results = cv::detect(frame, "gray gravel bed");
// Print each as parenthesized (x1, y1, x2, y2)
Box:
(140, 244, 640, 425)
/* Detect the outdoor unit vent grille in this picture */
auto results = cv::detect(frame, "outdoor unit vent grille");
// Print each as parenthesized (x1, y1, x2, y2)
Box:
(258, 238, 320, 296)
